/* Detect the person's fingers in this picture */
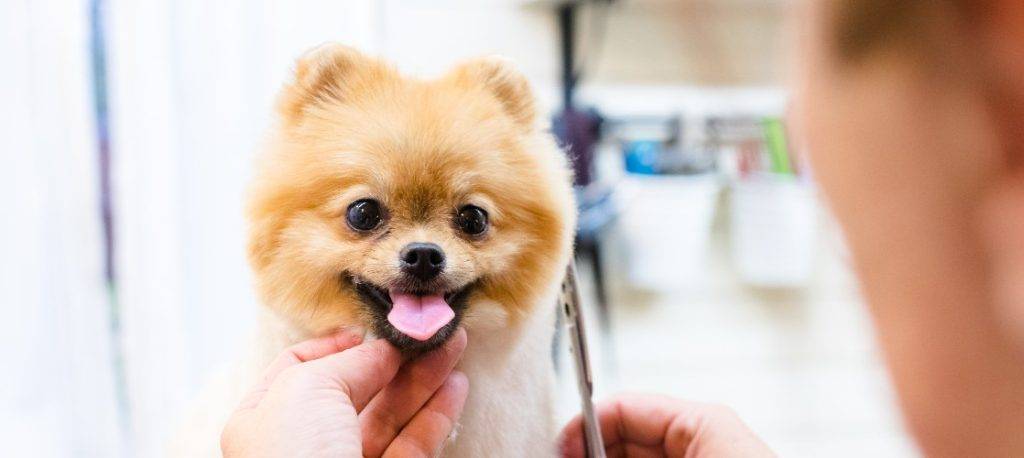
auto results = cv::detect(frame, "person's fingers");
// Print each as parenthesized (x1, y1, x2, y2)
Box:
(292, 337, 404, 411)
(609, 394, 705, 452)
(558, 412, 587, 458)
(361, 328, 468, 457)
(608, 443, 663, 458)
(237, 328, 364, 409)
(559, 394, 704, 458)
(595, 442, 663, 458)
(381, 371, 469, 458)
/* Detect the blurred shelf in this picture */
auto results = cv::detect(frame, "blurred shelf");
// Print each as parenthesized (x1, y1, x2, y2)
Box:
(521, 0, 792, 8)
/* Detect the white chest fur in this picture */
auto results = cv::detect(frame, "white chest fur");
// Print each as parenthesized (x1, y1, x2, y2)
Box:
(442, 299, 558, 457)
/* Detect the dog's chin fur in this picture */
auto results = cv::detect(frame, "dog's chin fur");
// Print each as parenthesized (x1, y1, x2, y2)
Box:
(169, 44, 576, 457)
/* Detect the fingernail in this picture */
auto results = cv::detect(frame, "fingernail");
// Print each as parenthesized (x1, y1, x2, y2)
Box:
(448, 370, 469, 389)
(343, 325, 366, 335)
(335, 326, 366, 344)
(445, 371, 470, 412)
(452, 327, 468, 347)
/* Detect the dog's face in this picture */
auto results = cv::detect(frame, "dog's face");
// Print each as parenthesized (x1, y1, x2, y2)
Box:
(247, 45, 575, 352)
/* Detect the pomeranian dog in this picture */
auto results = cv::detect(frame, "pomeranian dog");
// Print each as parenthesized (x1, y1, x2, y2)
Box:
(173, 44, 576, 457)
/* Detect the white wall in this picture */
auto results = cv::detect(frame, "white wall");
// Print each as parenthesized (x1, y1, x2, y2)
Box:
(381, 0, 788, 88)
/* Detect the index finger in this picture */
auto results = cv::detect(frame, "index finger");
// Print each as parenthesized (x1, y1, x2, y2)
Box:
(360, 328, 467, 456)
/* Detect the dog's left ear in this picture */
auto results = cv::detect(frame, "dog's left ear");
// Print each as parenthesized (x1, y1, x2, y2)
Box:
(277, 43, 391, 124)
(448, 56, 537, 130)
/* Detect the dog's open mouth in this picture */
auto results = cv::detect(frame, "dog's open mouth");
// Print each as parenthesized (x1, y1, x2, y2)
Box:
(350, 276, 474, 352)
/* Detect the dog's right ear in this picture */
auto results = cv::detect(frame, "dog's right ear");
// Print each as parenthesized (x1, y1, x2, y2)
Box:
(447, 56, 537, 131)
(276, 43, 389, 123)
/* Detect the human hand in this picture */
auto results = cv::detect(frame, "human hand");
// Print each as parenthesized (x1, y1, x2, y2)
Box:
(221, 328, 468, 458)
(559, 394, 774, 458)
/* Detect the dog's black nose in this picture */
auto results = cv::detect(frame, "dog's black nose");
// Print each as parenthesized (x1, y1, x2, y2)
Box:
(399, 242, 445, 281)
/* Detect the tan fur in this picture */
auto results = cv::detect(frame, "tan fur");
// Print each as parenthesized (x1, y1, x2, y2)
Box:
(173, 45, 576, 456)
(248, 44, 574, 334)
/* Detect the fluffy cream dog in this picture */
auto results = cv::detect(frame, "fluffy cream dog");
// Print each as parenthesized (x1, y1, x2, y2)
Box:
(173, 44, 576, 457)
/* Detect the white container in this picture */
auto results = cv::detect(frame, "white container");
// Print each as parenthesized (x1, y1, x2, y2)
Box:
(614, 173, 721, 291)
(730, 174, 818, 287)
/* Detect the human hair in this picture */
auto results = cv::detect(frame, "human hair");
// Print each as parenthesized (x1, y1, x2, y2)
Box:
(832, 0, 977, 62)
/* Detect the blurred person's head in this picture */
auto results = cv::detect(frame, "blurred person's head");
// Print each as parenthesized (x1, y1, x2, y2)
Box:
(794, 0, 1024, 455)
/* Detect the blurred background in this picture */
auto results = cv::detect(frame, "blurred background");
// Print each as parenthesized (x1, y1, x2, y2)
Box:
(2, 0, 918, 456)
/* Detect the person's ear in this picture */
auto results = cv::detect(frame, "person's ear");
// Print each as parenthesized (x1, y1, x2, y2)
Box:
(978, 1, 1024, 167)
(276, 43, 393, 123)
(446, 56, 537, 131)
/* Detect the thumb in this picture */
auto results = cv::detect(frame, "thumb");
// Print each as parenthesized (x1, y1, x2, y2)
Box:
(302, 338, 403, 411)
(237, 329, 364, 410)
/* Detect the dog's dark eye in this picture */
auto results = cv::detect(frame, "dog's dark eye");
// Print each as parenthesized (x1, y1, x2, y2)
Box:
(457, 205, 488, 236)
(346, 199, 383, 232)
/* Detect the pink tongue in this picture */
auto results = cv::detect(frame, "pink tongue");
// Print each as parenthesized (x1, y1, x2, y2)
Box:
(387, 291, 455, 341)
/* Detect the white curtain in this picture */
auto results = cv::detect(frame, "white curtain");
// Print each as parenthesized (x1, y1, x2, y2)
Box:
(0, 0, 124, 456)
(105, 1, 381, 455)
